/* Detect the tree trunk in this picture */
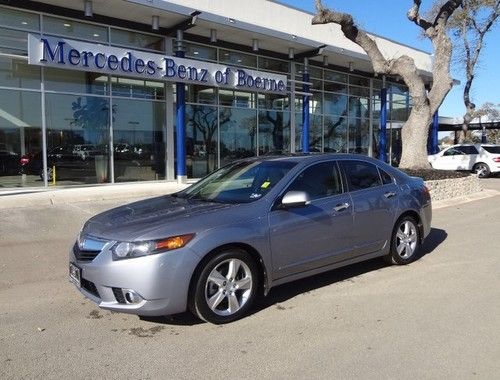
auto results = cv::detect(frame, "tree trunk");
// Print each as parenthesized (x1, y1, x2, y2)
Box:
(460, 104, 475, 143)
(311, 0, 463, 170)
(399, 101, 432, 169)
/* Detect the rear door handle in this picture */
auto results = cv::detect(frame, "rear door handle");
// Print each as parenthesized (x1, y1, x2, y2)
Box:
(333, 202, 350, 212)
(384, 191, 397, 198)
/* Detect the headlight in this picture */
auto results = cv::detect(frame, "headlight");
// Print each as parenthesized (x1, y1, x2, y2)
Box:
(111, 234, 195, 260)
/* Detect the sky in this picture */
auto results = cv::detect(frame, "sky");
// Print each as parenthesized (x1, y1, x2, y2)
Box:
(280, 0, 500, 119)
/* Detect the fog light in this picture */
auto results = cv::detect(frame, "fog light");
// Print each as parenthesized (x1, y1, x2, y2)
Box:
(124, 289, 142, 304)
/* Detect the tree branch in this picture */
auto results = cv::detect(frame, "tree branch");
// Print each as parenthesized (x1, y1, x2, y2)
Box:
(407, 0, 433, 31)
(433, 0, 463, 28)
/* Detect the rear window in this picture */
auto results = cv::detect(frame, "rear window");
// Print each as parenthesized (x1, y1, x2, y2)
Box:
(456, 146, 479, 155)
(342, 160, 382, 191)
(379, 168, 393, 185)
(482, 146, 500, 154)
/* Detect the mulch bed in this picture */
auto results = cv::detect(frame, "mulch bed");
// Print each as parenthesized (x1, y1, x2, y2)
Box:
(399, 169, 471, 181)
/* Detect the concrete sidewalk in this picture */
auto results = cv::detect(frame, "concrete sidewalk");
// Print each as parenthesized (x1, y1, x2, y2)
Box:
(0, 181, 191, 209)
(1, 180, 498, 210)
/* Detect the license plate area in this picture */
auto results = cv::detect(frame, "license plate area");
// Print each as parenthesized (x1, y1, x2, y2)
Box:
(69, 262, 81, 288)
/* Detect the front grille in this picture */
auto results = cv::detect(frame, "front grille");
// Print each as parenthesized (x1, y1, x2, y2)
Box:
(73, 242, 100, 261)
(81, 278, 100, 298)
(112, 287, 126, 304)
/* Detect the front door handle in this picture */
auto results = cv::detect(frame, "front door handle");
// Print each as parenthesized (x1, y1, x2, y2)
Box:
(333, 202, 350, 212)
(384, 191, 397, 198)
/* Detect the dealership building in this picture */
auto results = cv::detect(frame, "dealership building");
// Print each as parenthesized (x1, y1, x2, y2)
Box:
(0, 0, 437, 189)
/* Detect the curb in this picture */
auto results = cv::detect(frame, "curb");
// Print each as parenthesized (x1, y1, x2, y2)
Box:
(432, 189, 500, 210)
(0, 182, 191, 210)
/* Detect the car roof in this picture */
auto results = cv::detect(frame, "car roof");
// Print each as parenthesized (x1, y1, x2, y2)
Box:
(246, 153, 380, 164)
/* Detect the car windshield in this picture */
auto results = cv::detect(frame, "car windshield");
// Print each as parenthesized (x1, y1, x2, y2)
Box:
(482, 145, 500, 154)
(177, 160, 297, 204)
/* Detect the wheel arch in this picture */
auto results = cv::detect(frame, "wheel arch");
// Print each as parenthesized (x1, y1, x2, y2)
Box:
(187, 242, 269, 308)
(396, 210, 424, 243)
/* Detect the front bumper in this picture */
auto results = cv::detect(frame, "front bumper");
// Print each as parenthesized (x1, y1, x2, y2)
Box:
(69, 243, 201, 316)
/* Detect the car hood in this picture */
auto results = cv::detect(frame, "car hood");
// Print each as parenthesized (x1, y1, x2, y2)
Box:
(83, 195, 237, 241)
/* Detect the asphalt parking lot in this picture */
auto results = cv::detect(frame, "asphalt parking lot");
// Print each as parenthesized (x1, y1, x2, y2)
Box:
(1, 179, 499, 379)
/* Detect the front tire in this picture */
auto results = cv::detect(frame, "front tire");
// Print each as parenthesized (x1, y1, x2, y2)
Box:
(385, 216, 420, 265)
(472, 163, 490, 178)
(189, 249, 259, 324)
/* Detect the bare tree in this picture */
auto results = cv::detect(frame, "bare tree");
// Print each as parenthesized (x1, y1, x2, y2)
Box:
(312, 0, 464, 169)
(477, 102, 500, 143)
(449, 0, 500, 142)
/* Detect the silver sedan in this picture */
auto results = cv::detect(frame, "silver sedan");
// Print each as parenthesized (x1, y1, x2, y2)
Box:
(69, 154, 432, 324)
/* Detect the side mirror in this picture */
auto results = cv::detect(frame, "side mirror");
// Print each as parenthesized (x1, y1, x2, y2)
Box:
(280, 191, 310, 209)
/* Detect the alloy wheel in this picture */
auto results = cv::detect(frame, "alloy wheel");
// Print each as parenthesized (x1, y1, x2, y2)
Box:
(395, 220, 418, 259)
(474, 164, 488, 178)
(204, 258, 253, 316)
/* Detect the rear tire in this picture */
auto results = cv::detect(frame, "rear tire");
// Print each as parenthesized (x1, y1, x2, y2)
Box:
(384, 216, 420, 265)
(189, 249, 259, 324)
(472, 163, 490, 178)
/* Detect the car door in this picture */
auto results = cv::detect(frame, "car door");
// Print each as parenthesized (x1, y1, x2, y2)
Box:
(457, 145, 479, 170)
(268, 160, 354, 278)
(340, 160, 399, 256)
(433, 147, 465, 170)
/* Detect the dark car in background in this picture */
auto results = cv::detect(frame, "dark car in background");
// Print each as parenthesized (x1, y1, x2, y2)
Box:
(0, 149, 19, 176)
(70, 154, 432, 324)
(21, 146, 99, 181)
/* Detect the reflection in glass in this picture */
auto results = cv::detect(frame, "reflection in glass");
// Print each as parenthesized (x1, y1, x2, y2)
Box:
(219, 49, 257, 68)
(324, 70, 347, 83)
(0, 7, 40, 31)
(310, 92, 322, 115)
(295, 113, 322, 152)
(324, 81, 347, 93)
(258, 93, 289, 111)
(0, 89, 42, 187)
(258, 111, 290, 155)
(110, 28, 164, 51)
(0, 54, 40, 89)
(324, 115, 347, 153)
(45, 93, 110, 185)
(309, 114, 323, 152)
(45, 67, 108, 95)
(43, 16, 107, 42)
(349, 96, 370, 120)
(113, 98, 165, 182)
(349, 75, 370, 87)
(324, 93, 347, 116)
(111, 77, 164, 100)
(185, 42, 217, 61)
(186, 105, 218, 178)
(219, 107, 257, 166)
(348, 118, 369, 154)
(349, 86, 370, 97)
(219, 89, 256, 108)
(0, 27, 30, 53)
(186, 84, 216, 104)
(258, 57, 289, 73)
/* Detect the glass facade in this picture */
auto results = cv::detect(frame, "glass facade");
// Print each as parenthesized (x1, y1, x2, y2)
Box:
(0, 5, 412, 189)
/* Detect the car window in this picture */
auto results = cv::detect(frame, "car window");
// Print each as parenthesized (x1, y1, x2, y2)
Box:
(342, 160, 382, 191)
(379, 168, 393, 185)
(456, 146, 479, 155)
(287, 161, 343, 201)
(482, 146, 500, 154)
(179, 160, 297, 203)
(443, 148, 464, 156)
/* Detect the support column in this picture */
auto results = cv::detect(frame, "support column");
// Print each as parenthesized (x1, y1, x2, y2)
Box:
(378, 81, 388, 162)
(175, 30, 187, 183)
(301, 58, 310, 153)
(428, 111, 439, 154)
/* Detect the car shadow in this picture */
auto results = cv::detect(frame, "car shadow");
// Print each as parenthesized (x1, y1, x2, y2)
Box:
(141, 227, 447, 326)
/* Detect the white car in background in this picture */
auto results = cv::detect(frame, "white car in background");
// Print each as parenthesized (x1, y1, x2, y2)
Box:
(428, 144, 500, 178)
